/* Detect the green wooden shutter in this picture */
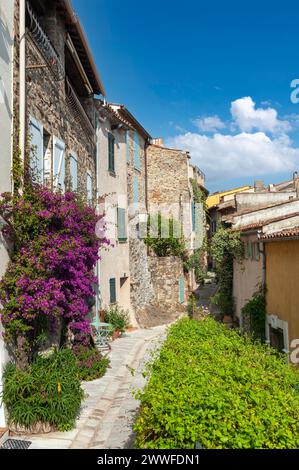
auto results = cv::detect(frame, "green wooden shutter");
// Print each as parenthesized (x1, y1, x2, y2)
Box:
(134, 131, 141, 170)
(109, 278, 116, 304)
(117, 208, 127, 241)
(108, 133, 115, 172)
(179, 276, 185, 304)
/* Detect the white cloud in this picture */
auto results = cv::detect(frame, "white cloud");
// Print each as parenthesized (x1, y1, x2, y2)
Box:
(193, 115, 225, 132)
(231, 96, 291, 134)
(166, 131, 299, 182)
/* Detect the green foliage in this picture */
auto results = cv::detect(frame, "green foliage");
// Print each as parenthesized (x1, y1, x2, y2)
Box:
(184, 249, 207, 285)
(187, 294, 197, 319)
(210, 226, 243, 315)
(190, 178, 207, 207)
(145, 213, 185, 258)
(2, 349, 84, 432)
(134, 317, 299, 449)
(104, 304, 130, 333)
(241, 286, 266, 341)
(72, 345, 110, 382)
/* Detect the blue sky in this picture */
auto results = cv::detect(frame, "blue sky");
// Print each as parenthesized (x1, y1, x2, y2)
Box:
(73, 0, 299, 192)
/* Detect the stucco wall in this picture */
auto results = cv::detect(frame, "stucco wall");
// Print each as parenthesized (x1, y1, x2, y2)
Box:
(233, 233, 263, 322)
(97, 119, 135, 323)
(0, 0, 14, 429)
(266, 239, 299, 347)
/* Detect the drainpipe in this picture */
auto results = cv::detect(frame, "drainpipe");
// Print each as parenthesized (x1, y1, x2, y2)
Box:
(19, 0, 26, 178)
(95, 117, 101, 322)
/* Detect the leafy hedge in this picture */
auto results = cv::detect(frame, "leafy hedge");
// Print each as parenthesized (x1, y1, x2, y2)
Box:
(134, 317, 299, 449)
(2, 349, 84, 432)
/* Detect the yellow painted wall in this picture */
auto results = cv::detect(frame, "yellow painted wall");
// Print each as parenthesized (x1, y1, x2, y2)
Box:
(207, 186, 252, 208)
(266, 239, 299, 345)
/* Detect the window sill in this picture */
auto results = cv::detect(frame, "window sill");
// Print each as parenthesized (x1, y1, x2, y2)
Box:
(108, 170, 116, 177)
(118, 238, 128, 244)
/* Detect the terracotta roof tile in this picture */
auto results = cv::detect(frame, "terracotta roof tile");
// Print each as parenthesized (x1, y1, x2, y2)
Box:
(261, 226, 299, 240)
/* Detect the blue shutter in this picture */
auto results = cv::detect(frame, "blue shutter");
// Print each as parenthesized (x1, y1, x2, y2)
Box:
(133, 176, 139, 207)
(179, 277, 185, 304)
(117, 208, 127, 241)
(134, 131, 141, 170)
(109, 278, 116, 304)
(126, 131, 130, 163)
(29, 117, 43, 182)
(192, 201, 196, 231)
(70, 154, 78, 191)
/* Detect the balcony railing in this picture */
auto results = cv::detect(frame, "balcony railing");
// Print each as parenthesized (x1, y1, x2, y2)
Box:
(26, 1, 65, 81)
(65, 77, 95, 139)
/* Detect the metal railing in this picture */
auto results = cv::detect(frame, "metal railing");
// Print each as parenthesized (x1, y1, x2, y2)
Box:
(65, 77, 95, 138)
(26, 1, 65, 81)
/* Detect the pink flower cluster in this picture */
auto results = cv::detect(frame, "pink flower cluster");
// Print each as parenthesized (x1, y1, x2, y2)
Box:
(0, 185, 109, 346)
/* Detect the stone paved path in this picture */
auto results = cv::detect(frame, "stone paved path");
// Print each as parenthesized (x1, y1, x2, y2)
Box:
(15, 326, 166, 449)
(195, 281, 221, 320)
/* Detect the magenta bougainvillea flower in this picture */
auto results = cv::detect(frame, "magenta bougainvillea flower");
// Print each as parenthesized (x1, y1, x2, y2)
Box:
(0, 185, 109, 350)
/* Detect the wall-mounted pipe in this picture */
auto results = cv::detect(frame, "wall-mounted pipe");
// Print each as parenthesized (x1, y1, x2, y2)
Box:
(19, 0, 26, 180)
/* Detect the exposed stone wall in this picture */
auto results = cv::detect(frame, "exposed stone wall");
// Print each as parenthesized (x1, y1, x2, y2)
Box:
(136, 255, 186, 328)
(13, 0, 97, 200)
(146, 144, 190, 218)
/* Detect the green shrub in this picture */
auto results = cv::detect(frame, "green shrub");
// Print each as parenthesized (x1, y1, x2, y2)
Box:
(145, 213, 185, 258)
(104, 304, 130, 333)
(241, 286, 266, 341)
(134, 317, 299, 449)
(73, 345, 110, 382)
(2, 348, 84, 432)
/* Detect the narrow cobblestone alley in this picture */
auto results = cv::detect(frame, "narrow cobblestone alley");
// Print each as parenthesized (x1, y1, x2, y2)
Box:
(15, 326, 167, 449)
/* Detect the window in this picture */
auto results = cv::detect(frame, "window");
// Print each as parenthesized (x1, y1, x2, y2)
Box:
(69, 153, 78, 191)
(53, 136, 65, 191)
(29, 117, 44, 182)
(117, 207, 127, 242)
(109, 278, 116, 304)
(134, 131, 141, 170)
(255, 242, 260, 261)
(86, 172, 93, 206)
(179, 276, 185, 304)
(108, 132, 115, 173)
(126, 130, 130, 163)
(133, 176, 139, 208)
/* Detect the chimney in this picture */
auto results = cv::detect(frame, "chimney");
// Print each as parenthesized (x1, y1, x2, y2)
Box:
(293, 171, 298, 181)
(152, 138, 164, 147)
(254, 180, 265, 192)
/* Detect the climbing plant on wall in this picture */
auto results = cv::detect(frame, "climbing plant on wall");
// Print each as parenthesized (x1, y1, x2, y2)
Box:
(210, 226, 243, 316)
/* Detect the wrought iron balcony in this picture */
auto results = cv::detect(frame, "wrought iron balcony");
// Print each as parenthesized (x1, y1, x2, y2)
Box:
(26, 1, 65, 81)
(65, 77, 95, 139)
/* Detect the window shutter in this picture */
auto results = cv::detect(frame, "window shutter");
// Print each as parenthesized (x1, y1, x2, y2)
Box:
(192, 201, 196, 231)
(133, 176, 139, 208)
(134, 131, 141, 170)
(87, 172, 93, 205)
(53, 137, 65, 191)
(29, 117, 43, 182)
(109, 278, 116, 304)
(256, 243, 260, 261)
(117, 208, 127, 241)
(179, 276, 185, 304)
(126, 131, 130, 162)
(108, 133, 115, 172)
(70, 154, 78, 191)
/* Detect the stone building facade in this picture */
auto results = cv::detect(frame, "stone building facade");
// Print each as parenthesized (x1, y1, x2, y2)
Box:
(109, 105, 156, 319)
(95, 101, 138, 325)
(13, 0, 104, 198)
